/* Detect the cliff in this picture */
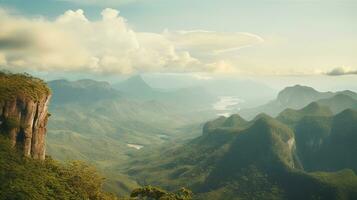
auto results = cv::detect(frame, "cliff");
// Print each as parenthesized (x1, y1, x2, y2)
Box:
(0, 72, 51, 160)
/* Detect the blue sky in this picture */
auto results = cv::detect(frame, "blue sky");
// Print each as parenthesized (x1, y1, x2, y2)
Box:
(2, 0, 356, 33)
(0, 0, 357, 78)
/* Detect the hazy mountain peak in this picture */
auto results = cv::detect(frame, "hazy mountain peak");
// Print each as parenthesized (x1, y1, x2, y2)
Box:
(126, 75, 146, 83)
(113, 75, 155, 98)
(280, 84, 317, 93)
(277, 85, 321, 104)
(117, 75, 151, 90)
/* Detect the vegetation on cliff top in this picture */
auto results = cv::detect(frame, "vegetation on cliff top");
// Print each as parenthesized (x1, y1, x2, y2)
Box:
(0, 71, 51, 102)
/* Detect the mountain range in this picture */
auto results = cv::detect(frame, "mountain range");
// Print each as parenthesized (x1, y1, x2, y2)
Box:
(2, 72, 357, 199)
(46, 75, 219, 195)
(46, 78, 357, 198)
(114, 75, 217, 110)
(126, 101, 357, 200)
(239, 85, 357, 119)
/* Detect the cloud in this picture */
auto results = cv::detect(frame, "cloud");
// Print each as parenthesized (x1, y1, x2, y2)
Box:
(0, 8, 262, 74)
(326, 67, 357, 76)
(164, 30, 264, 56)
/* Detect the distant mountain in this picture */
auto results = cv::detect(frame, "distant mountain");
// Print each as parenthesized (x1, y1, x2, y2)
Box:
(114, 75, 156, 99)
(277, 85, 333, 108)
(114, 75, 217, 109)
(317, 94, 357, 114)
(336, 90, 357, 100)
(127, 105, 357, 200)
(239, 85, 357, 119)
(49, 79, 121, 104)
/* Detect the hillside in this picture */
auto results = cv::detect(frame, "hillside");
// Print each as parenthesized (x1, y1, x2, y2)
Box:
(126, 104, 357, 200)
(0, 136, 118, 200)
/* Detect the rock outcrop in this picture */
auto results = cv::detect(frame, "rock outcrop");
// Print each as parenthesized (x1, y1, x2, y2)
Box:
(0, 72, 51, 160)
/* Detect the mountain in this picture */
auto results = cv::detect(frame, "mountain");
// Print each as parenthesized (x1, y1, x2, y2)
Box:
(49, 79, 121, 104)
(311, 109, 357, 172)
(277, 85, 333, 108)
(126, 104, 357, 200)
(114, 75, 156, 99)
(114, 75, 217, 110)
(202, 114, 249, 135)
(317, 94, 357, 114)
(337, 90, 357, 100)
(276, 102, 333, 127)
(239, 85, 357, 119)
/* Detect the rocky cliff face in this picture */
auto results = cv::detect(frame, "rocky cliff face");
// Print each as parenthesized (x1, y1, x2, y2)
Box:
(0, 72, 51, 160)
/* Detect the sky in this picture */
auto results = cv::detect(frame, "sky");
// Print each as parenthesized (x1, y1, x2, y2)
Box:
(0, 0, 357, 84)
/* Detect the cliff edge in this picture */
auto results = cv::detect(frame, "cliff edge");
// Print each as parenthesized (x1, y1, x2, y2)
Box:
(0, 72, 51, 160)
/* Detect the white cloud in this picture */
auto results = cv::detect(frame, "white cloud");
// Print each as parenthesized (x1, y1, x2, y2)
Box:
(0, 8, 263, 74)
(164, 30, 264, 57)
(326, 66, 357, 76)
(56, 9, 88, 23)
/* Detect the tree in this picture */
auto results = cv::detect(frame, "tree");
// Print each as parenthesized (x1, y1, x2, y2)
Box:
(130, 186, 193, 200)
